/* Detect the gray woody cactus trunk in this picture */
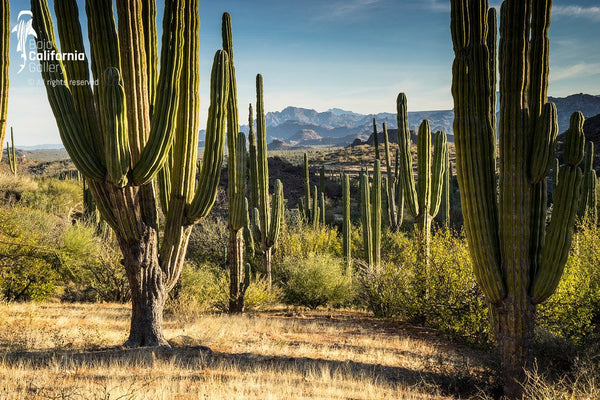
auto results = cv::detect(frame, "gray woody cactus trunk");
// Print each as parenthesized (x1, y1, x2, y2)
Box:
(396, 93, 447, 263)
(31, 0, 227, 347)
(0, 0, 8, 161)
(450, 0, 584, 396)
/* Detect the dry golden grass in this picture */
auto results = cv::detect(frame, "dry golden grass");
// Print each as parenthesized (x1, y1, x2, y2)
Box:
(0, 302, 498, 399)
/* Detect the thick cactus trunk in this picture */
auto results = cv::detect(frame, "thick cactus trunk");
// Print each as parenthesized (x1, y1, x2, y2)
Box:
(228, 229, 245, 313)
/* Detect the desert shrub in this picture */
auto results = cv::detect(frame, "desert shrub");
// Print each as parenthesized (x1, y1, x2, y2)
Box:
(538, 221, 600, 341)
(59, 222, 129, 302)
(274, 219, 343, 264)
(0, 205, 64, 301)
(358, 227, 492, 344)
(187, 216, 229, 266)
(20, 178, 81, 216)
(277, 252, 354, 309)
(0, 174, 38, 203)
(243, 278, 283, 311)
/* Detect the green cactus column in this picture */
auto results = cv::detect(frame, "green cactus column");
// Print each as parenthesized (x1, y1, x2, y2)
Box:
(359, 162, 381, 268)
(436, 144, 450, 227)
(578, 141, 597, 224)
(451, 1, 583, 396)
(302, 152, 311, 221)
(7, 127, 16, 176)
(254, 74, 284, 287)
(248, 104, 259, 210)
(32, 0, 227, 347)
(0, 0, 7, 162)
(342, 173, 352, 275)
(396, 93, 447, 262)
(372, 118, 380, 160)
(382, 122, 403, 231)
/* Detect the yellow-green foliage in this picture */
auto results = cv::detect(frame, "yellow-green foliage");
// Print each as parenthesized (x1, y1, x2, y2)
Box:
(274, 220, 343, 263)
(277, 252, 354, 309)
(538, 221, 600, 341)
(0, 205, 64, 301)
(187, 216, 229, 266)
(20, 178, 81, 216)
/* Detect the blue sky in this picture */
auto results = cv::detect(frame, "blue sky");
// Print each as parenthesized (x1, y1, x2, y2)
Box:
(5, 0, 600, 145)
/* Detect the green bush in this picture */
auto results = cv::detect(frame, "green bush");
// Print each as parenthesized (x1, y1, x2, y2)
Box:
(538, 221, 600, 341)
(277, 252, 354, 309)
(20, 178, 81, 216)
(274, 220, 342, 264)
(187, 216, 229, 266)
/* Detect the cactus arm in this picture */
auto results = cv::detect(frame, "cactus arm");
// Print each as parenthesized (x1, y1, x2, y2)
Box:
(266, 179, 284, 247)
(0, 0, 7, 162)
(319, 165, 325, 196)
(116, 0, 151, 162)
(142, 0, 157, 108)
(396, 93, 419, 217)
(243, 197, 255, 258)
(372, 118, 380, 160)
(101, 68, 131, 187)
(131, 1, 185, 184)
(429, 130, 447, 217)
(7, 127, 16, 176)
(187, 50, 229, 222)
(157, 152, 172, 215)
(578, 141, 594, 217)
(320, 191, 325, 226)
(256, 74, 270, 239)
(342, 174, 351, 274)
(248, 104, 259, 210)
(31, 0, 106, 181)
(416, 120, 432, 216)
(311, 185, 319, 228)
(382, 122, 397, 230)
(54, 0, 103, 161)
(487, 7, 497, 135)
(303, 152, 311, 220)
(530, 103, 558, 183)
(394, 149, 404, 227)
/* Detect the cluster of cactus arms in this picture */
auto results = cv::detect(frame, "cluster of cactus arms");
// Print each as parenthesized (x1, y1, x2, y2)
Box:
(7, 127, 16, 176)
(450, 0, 584, 396)
(221, 13, 248, 313)
(578, 141, 597, 223)
(252, 74, 284, 287)
(0, 0, 7, 162)
(342, 173, 352, 274)
(31, 0, 228, 347)
(360, 161, 382, 268)
(382, 122, 404, 231)
(396, 93, 447, 260)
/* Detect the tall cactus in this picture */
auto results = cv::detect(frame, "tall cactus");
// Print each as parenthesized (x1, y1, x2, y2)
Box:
(382, 122, 403, 231)
(31, 0, 227, 347)
(301, 152, 311, 221)
(342, 173, 351, 274)
(397, 93, 447, 261)
(359, 161, 382, 267)
(436, 144, 451, 227)
(0, 0, 7, 162)
(221, 13, 248, 313)
(248, 104, 259, 210)
(7, 127, 16, 176)
(254, 74, 284, 287)
(372, 118, 380, 160)
(450, 1, 583, 395)
(578, 141, 597, 223)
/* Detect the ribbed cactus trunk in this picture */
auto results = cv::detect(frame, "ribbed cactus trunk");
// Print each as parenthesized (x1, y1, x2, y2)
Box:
(342, 173, 351, 275)
(32, 0, 227, 347)
(372, 118, 380, 160)
(7, 127, 16, 176)
(0, 0, 7, 161)
(450, 1, 583, 396)
(437, 144, 450, 227)
(396, 94, 447, 264)
(302, 152, 311, 221)
(579, 142, 597, 223)
(359, 162, 381, 268)
(382, 122, 403, 231)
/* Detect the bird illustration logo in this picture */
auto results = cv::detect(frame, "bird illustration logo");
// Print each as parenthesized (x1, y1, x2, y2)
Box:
(12, 10, 37, 73)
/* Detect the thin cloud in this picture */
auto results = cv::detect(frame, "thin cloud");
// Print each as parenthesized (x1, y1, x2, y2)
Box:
(427, 0, 450, 13)
(552, 5, 600, 21)
(321, 0, 380, 18)
(550, 63, 600, 81)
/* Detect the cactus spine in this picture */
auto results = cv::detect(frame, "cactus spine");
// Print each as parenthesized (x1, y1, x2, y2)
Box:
(450, 1, 583, 395)
(360, 161, 382, 267)
(579, 141, 597, 223)
(254, 74, 284, 287)
(32, 0, 227, 346)
(342, 173, 351, 274)
(382, 122, 403, 231)
(397, 93, 447, 261)
(7, 127, 16, 176)
(0, 0, 7, 162)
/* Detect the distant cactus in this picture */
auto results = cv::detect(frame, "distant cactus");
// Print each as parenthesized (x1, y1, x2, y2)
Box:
(360, 161, 382, 267)
(342, 173, 351, 274)
(31, 0, 227, 346)
(302, 152, 311, 221)
(7, 127, 16, 176)
(372, 118, 380, 160)
(311, 185, 319, 228)
(436, 143, 451, 227)
(319, 165, 325, 195)
(579, 141, 597, 223)
(450, 1, 583, 395)
(0, 0, 7, 162)
(396, 93, 447, 262)
(254, 74, 284, 287)
(382, 122, 403, 231)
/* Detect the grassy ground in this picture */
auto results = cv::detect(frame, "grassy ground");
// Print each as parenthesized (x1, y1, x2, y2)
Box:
(0, 303, 498, 399)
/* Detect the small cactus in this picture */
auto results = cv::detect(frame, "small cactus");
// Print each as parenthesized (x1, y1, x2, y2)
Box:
(7, 127, 16, 176)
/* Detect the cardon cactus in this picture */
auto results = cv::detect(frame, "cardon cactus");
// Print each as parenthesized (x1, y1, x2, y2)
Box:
(31, 0, 227, 347)
(397, 93, 447, 261)
(0, 0, 7, 161)
(372, 118, 380, 160)
(450, 1, 583, 395)
(436, 143, 451, 227)
(360, 161, 382, 267)
(382, 122, 404, 231)
(221, 13, 248, 313)
(248, 104, 259, 210)
(301, 152, 311, 221)
(7, 127, 16, 176)
(342, 173, 351, 274)
(578, 141, 597, 223)
(254, 74, 284, 287)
